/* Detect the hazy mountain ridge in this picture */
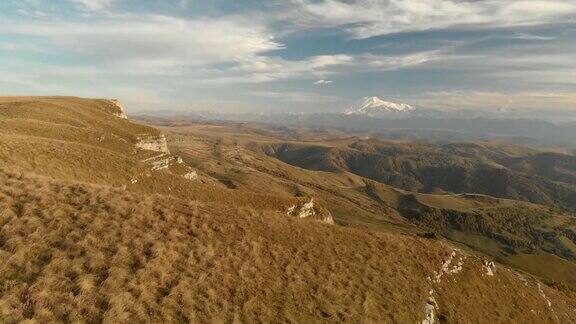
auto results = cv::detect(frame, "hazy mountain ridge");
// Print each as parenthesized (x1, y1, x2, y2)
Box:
(135, 109, 576, 150)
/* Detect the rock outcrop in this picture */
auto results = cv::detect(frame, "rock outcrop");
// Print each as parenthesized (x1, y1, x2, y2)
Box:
(183, 171, 198, 180)
(135, 134, 170, 153)
(104, 99, 128, 119)
(287, 198, 334, 224)
(140, 153, 172, 171)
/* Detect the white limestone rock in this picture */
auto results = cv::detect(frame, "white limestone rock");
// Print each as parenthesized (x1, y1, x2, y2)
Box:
(183, 171, 198, 180)
(287, 198, 334, 224)
(105, 99, 128, 119)
(482, 260, 496, 277)
(135, 134, 170, 153)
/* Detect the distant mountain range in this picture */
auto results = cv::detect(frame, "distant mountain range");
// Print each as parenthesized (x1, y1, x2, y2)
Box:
(136, 95, 576, 124)
(131, 96, 576, 148)
(341, 96, 576, 122)
(342, 97, 576, 124)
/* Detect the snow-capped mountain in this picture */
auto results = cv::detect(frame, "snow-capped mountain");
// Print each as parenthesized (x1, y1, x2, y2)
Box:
(345, 97, 415, 116)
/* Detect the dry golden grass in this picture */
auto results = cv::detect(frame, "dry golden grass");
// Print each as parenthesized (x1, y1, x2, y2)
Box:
(1, 168, 575, 323)
(505, 253, 576, 287)
(0, 96, 158, 139)
(162, 128, 412, 233)
(2, 97, 576, 322)
(0, 97, 309, 214)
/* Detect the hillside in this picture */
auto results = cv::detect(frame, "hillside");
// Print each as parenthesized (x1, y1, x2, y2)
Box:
(257, 139, 576, 211)
(0, 96, 319, 215)
(1, 97, 576, 322)
(150, 121, 576, 288)
(2, 168, 576, 322)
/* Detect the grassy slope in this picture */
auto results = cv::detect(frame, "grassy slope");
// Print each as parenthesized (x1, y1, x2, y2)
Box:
(0, 96, 156, 186)
(1, 168, 575, 323)
(162, 127, 413, 233)
(0, 97, 305, 213)
(158, 122, 576, 288)
(505, 253, 576, 287)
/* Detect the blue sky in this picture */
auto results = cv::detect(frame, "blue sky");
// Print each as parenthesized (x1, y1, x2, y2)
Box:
(0, 0, 575, 113)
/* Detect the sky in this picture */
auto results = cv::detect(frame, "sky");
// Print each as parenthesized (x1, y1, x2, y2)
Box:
(0, 0, 575, 114)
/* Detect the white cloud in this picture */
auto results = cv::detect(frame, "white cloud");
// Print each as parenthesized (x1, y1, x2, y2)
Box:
(0, 41, 47, 53)
(419, 41, 576, 87)
(511, 33, 556, 41)
(292, 0, 576, 38)
(0, 10, 446, 91)
(201, 54, 354, 84)
(407, 90, 576, 111)
(70, 0, 116, 11)
(250, 91, 344, 103)
(0, 14, 282, 71)
(201, 50, 444, 85)
(358, 50, 443, 70)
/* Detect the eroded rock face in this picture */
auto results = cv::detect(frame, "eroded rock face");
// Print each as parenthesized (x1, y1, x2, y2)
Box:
(151, 156, 171, 171)
(135, 135, 170, 153)
(105, 99, 128, 119)
(140, 153, 172, 171)
(287, 198, 334, 224)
